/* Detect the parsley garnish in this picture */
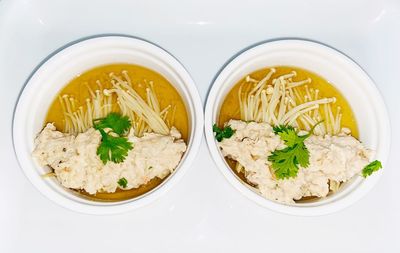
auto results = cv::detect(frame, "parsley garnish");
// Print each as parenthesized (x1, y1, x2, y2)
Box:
(213, 124, 235, 142)
(117, 177, 128, 188)
(97, 129, 133, 164)
(94, 113, 133, 164)
(362, 160, 382, 178)
(268, 125, 311, 179)
(93, 112, 131, 135)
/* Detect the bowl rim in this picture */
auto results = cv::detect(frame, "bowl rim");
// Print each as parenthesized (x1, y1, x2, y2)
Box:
(204, 39, 391, 216)
(12, 34, 204, 215)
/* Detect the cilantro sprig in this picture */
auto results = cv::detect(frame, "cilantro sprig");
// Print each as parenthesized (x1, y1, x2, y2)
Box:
(268, 125, 311, 179)
(117, 177, 128, 188)
(362, 160, 382, 178)
(94, 113, 133, 164)
(96, 129, 133, 164)
(213, 124, 235, 142)
(93, 112, 131, 135)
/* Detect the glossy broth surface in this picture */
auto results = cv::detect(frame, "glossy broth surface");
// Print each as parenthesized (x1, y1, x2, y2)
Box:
(219, 66, 358, 136)
(218, 66, 358, 200)
(45, 63, 189, 201)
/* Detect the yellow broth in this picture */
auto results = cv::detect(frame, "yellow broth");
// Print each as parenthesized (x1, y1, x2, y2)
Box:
(45, 63, 189, 201)
(218, 66, 358, 200)
(219, 66, 358, 137)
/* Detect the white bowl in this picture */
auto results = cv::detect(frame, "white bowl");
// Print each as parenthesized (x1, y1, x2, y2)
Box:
(13, 36, 203, 215)
(205, 39, 391, 216)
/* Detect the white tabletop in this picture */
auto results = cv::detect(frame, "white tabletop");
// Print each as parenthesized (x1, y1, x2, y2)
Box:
(0, 0, 399, 252)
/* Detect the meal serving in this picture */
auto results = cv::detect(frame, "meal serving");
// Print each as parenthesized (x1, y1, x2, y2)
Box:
(214, 66, 382, 204)
(32, 64, 189, 201)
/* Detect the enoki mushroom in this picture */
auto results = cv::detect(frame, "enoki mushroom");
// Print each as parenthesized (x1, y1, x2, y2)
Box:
(238, 68, 342, 135)
(58, 70, 172, 136)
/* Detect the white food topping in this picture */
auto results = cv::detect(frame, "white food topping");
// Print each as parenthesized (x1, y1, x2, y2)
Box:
(33, 123, 186, 194)
(218, 120, 373, 204)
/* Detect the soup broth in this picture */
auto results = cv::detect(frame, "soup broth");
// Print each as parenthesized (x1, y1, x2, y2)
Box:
(45, 63, 189, 201)
(219, 66, 358, 136)
(218, 66, 358, 200)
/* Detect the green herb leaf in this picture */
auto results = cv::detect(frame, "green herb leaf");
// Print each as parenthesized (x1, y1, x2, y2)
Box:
(268, 146, 300, 179)
(213, 124, 235, 142)
(97, 129, 133, 164)
(273, 125, 303, 147)
(94, 112, 131, 135)
(117, 177, 128, 188)
(268, 125, 311, 179)
(362, 160, 382, 178)
(94, 113, 133, 164)
(273, 125, 295, 134)
(293, 142, 310, 168)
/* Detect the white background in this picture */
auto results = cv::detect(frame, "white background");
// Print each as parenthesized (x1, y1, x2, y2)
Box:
(0, 0, 399, 252)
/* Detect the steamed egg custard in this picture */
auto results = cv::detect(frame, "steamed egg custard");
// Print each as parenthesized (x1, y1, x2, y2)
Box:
(33, 64, 188, 201)
(215, 66, 382, 204)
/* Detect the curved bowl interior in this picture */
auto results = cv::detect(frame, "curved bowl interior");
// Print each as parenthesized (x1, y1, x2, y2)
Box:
(13, 36, 203, 215)
(204, 40, 390, 216)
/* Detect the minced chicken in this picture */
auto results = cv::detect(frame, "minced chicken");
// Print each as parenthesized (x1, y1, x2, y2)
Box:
(33, 123, 186, 194)
(218, 120, 373, 204)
